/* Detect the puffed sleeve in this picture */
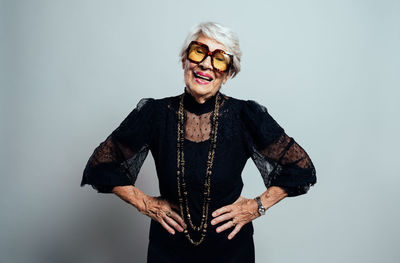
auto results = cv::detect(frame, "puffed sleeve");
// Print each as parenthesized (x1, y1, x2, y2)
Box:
(80, 98, 156, 193)
(241, 100, 317, 197)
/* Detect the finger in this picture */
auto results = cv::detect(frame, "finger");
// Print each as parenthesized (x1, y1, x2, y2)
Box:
(212, 206, 232, 217)
(211, 212, 234, 225)
(164, 213, 184, 232)
(159, 218, 176, 235)
(228, 224, 243, 240)
(168, 210, 187, 229)
(216, 220, 235, 233)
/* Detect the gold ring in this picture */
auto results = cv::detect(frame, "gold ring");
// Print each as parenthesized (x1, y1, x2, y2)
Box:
(231, 220, 236, 226)
(166, 211, 172, 217)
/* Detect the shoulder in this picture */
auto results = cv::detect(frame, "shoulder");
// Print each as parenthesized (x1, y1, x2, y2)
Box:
(136, 97, 156, 109)
(156, 93, 181, 111)
(136, 92, 271, 113)
(135, 95, 174, 111)
(134, 93, 183, 117)
(219, 92, 270, 115)
(225, 93, 283, 129)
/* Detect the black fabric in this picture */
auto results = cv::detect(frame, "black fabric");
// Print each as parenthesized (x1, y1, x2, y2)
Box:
(147, 223, 255, 263)
(80, 87, 317, 262)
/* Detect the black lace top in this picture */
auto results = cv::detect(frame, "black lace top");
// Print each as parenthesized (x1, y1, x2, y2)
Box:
(80, 87, 317, 245)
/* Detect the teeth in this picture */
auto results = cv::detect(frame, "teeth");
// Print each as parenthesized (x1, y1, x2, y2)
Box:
(194, 73, 212, 81)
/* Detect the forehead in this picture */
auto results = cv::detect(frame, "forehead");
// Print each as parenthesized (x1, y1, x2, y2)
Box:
(195, 34, 228, 53)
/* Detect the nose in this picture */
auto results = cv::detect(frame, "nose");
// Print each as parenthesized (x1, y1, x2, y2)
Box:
(199, 54, 213, 70)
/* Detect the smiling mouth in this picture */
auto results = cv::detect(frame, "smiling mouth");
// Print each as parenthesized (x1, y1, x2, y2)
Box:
(194, 72, 213, 82)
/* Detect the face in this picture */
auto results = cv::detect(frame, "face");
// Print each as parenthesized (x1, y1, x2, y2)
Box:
(182, 34, 230, 103)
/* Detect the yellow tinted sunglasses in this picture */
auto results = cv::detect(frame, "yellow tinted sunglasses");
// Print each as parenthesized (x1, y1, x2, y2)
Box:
(186, 41, 233, 73)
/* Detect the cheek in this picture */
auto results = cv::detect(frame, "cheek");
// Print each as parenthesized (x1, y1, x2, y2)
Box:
(184, 63, 199, 81)
(183, 64, 191, 79)
(214, 74, 226, 84)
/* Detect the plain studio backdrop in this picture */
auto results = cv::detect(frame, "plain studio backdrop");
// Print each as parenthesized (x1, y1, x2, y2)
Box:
(1, 0, 399, 262)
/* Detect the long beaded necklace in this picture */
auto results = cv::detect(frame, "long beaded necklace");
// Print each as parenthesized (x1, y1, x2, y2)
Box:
(176, 91, 221, 246)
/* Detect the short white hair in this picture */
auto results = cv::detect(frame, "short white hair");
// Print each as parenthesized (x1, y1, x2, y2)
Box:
(179, 22, 242, 79)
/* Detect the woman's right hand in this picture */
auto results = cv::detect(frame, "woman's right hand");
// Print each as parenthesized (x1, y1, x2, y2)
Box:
(139, 195, 187, 235)
(111, 186, 186, 235)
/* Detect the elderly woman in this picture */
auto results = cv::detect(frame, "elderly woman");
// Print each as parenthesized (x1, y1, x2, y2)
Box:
(80, 22, 316, 262)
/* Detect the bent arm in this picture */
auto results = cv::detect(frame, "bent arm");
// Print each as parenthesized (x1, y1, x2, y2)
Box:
(81, 98, 156, 193)
(112, 185, 186, 234)
(260, 133, 316, 197)
(111, 185, 150, 214)
(256, 186, 288, 213)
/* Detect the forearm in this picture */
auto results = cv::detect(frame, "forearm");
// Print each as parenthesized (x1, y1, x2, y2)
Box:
(112, 185, 186, 233)
(112, 185, 149, 213)
(259, 186, 288, 211)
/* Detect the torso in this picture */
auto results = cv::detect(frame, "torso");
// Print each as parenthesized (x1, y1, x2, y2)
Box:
(148, 90, 254, 249)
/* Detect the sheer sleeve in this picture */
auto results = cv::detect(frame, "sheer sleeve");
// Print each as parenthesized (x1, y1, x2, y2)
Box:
(241, 100, 317, 197)
(80, 98, 156, 193)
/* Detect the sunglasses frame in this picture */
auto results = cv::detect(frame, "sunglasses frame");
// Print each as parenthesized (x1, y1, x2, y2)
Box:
(186, 41, 233, 73)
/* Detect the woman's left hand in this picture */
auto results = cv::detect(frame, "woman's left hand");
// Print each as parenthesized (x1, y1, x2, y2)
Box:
(211, 196, 260, 240)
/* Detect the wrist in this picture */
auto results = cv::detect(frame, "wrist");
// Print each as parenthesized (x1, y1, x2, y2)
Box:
(254, 196, 266, 216)
(132, 193, 150, 214)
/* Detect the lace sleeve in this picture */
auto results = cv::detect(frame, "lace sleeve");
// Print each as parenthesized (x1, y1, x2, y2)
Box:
(241, 100, 317, 197)
(80, 98, 156, 193)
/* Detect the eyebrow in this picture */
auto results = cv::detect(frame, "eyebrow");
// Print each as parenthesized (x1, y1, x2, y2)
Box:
(195, 41, 231, 55)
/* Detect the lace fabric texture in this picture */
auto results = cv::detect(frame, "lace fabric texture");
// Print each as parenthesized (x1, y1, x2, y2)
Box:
(81, 92, 316, 197)
(81, 98, 154, 193)
(242, 100, 316, 196)
(184, 111, 212, 142)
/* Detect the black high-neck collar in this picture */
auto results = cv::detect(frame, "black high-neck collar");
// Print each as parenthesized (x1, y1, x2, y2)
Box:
(182, 87, 221, 115)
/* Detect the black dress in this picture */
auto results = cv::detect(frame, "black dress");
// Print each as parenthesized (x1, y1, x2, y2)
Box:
(80, 87, 317, 263)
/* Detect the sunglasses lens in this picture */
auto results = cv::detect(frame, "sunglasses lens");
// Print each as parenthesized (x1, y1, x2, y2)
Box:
(188, 44, 207, 63)
(212, 52, 231, 72)
(187, 42, 232, 72)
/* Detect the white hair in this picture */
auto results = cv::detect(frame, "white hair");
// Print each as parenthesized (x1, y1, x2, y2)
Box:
(179, 22, 242, 79)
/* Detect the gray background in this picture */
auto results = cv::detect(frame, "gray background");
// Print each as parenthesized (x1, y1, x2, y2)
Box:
(1, 0, 399, 262)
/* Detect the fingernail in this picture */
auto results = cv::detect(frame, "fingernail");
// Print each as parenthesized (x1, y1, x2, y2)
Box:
(212, 212, 216, 217)
(211, 220, 215, 225)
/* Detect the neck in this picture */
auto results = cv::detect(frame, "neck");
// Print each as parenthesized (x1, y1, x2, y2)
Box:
(183, 87, 221, 115)
(185, 87, 219, 104)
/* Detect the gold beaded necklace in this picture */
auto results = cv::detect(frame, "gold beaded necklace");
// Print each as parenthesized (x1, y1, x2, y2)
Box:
(176, 91, 221, 246)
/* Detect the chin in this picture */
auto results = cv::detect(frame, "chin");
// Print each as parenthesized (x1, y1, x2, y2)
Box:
(188, 84, 213, 95)
(185, 72, 220, 97)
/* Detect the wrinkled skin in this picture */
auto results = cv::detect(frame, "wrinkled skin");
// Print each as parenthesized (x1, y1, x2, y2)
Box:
(211, 196, 259, 239)
(140, 196, 186, 235)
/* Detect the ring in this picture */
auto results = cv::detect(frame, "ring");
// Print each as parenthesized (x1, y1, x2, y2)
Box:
(231, 219, 236, 226)
(166, 211, 172, 217)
